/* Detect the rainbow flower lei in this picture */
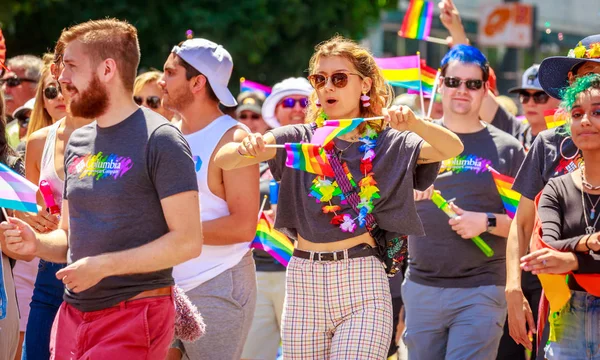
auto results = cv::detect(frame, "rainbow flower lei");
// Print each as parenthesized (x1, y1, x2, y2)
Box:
(308, 121, 380, 233)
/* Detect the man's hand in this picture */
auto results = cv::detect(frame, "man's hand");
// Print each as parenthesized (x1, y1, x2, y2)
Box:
(56, 256, 111, 293)
(414, 185, 438, 201)
(505, 287, 535, 350)
(439, 0, 463, 32)
(448, 203, 486, 239)
(1, 217, 39, 256)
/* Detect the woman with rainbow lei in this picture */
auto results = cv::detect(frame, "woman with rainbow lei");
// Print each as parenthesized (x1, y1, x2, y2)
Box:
(521, 73, 600, 359)
(215, 35, 463, 358)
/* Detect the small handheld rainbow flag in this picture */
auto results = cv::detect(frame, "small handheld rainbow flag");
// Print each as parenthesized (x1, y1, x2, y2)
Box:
(251, 212, 294, 266)
(487, 165, 521, 219)
(311, 118, 365, 146)
(400, 0, 434, 40)
(0, 163, 38, 213)
(374, 56, 436, 93)
(544, 108, 568, 129)
(285, 143, 334, 177)
(240, 78, 272, 97)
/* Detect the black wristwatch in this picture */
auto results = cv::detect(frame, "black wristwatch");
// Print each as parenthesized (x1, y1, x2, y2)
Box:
(486, 213, 497, 233)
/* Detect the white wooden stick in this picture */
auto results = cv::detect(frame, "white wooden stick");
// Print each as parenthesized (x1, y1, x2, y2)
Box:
(398, 32, 448, 45)
(417, 52, 426, 117)
(427, 69, 441, 119)
(258, 195, 268, 219)
(264, 144, 286, 148)
(1, 208, 9, 221)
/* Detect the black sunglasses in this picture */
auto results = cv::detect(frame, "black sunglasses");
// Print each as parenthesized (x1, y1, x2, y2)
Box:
(0, 75, 37, 88)
(44, 86, 60, 100)
(134, 95, 161, 109)
(519, 91, 550, 105)
(443, 77, 484, 90)
(308, 72, 362, 90)
(281, 97, 308, 109)
(239, 113, 260, 120)
(17, 116, 29, 128)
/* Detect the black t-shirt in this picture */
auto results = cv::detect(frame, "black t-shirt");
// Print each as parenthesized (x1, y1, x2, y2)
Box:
(539, 173, 600, 285)
(491, 106, 534, 150)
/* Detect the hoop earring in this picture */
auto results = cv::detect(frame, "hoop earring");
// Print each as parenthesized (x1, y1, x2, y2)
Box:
(560, 137, 579, 160)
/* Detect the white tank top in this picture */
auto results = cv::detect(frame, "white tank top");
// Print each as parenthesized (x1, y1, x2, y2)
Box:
(39, 120, 65, 206)
(172, 115, 252, 291)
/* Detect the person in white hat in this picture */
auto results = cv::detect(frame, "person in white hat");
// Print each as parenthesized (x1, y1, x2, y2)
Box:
(160, 39, 259, 360)
(12, 97, 35, 151)
(262, 77, 312, 129)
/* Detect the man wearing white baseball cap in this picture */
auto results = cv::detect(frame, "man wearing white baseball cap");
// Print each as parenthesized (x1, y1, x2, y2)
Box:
(160, 39, 259, 360)
(262, 77, 312, 128)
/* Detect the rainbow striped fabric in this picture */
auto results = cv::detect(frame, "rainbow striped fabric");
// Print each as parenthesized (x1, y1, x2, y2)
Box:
(544, 108, 567, 129)
(488, 165, 520, 219)
(285, 143, 334, 177)
(400, 0, 434, 40)
(374, 56, 436, 93)
(311, 118, 365, 146)
(240, 78, 272, 97)
(251, 213, 294, 266)
(0, 163, 38, 213)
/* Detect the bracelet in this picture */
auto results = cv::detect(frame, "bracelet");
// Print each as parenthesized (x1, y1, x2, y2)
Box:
(236, 147, 255, 159)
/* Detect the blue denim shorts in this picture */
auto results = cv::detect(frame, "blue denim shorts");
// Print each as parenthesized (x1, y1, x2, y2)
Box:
(545, 291, 600, 360)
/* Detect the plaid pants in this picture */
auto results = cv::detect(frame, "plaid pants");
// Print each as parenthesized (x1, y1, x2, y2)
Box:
(282, 255, 393, 359)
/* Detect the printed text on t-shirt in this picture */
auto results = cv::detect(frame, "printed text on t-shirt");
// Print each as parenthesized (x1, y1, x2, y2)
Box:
(439, 154, 492, 174)
(68, 152, 134, 180)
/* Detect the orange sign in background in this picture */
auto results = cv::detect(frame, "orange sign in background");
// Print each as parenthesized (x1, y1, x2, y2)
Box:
(478, 3, 533, 48)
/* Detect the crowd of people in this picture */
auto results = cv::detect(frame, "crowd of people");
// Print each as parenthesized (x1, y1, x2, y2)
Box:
(0, 1, 599, 360)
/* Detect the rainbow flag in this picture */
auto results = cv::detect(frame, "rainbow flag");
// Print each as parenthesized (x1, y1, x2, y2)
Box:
(240, 78, 271, 97)
(285, 143, 334, 177)
(544, 108, 567, 129)
(488, 165, 520, 219)
(400, 0, 434, 40)
(251, 213, 294, 266)
(0, 163, 38, 213)
(375, 56, 436, 93)
(311, 118, 365, 146)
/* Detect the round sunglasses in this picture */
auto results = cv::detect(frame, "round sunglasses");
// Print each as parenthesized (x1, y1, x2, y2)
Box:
(308, 72, 363, 90)
(519, 91, 550, 105)
(281, 97, 308, 109)
(442, 77, 484, 90)
(44, 86, 60, 100)
(239, 113, 260, 120)
(0, 75, 37, 88)
(134, 95, 161, 109)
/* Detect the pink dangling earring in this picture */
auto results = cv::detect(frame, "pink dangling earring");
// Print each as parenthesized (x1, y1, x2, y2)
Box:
(361, 92, 371, 107)
(315, 98, 321, 107)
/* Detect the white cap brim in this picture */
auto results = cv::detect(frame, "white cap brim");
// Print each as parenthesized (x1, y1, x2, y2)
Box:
(262, 88, 312, 129)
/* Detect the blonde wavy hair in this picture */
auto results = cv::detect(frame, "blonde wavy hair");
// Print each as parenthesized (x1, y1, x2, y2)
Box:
(27, 53, 56, 139)
(134, 70, 163, 95)
(306, 35, 393, 133)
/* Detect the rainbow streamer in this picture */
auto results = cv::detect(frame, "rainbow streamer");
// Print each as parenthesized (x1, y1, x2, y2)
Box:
(251, 213, 294, 266)
(240, 78, 272, 97)
(311, 118, 365, 146)
(0, 163, 38, 213)
(400, 0, 434, 40)
(285, 143, 334, 177)
(544, 108, 567, 129)
(375, 56, 436, 93)
(488, 165, 520, 219)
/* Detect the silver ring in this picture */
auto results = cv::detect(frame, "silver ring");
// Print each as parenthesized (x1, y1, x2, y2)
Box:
(542, 259, 547, 267)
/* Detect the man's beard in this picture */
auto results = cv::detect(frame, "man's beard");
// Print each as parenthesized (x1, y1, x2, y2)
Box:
(68, 74, 110, 119)
(162, 83, 194, 113)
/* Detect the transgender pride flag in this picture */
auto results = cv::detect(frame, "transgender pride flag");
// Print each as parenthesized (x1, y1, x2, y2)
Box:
(0, 163, 38, 212)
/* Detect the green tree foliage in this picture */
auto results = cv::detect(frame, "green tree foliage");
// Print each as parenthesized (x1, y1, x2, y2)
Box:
(1, 0, 392, 91)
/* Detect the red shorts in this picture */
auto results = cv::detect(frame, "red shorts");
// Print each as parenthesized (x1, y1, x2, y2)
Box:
(49, 292, 175, 360)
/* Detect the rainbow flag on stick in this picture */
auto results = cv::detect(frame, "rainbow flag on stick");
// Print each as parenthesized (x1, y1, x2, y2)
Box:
(240, 77, 272, 97)
(311, 118, 365, 146)
(0, 163, 38, 213)
(487, 165, 520, 219)
(544, 108, 568, 129)
(251, 213, 294, 266)
(375, 56, 436, 93)
(285, 143, 334, 177)
(400, 0, 434, 40)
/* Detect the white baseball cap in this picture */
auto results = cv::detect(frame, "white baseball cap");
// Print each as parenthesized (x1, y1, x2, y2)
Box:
(12, 97, 35, 119)
(172, 38, 237, 107)
(262, 77, 313, 129)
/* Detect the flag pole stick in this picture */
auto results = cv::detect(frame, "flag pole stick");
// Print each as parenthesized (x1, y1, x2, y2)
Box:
(398, 31, 448, 45)
(427, 68, 441, 119)
(417, 52, 426, 116)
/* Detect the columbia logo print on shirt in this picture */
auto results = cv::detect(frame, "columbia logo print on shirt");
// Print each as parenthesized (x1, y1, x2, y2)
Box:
(68, 152, 133, 180)
(439, 154, 493, 174)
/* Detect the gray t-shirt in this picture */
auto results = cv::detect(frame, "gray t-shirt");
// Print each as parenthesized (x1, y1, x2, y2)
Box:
(268, 124, 440, 243)
(408, 122, 526, 288)
(63, 108, 198, 312)
(513, 126, 581, 201)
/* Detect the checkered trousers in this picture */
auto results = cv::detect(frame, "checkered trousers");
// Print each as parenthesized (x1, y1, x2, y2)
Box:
(281, 255, 393, 359)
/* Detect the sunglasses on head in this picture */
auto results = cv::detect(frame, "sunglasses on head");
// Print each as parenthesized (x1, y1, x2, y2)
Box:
(442, 77, 484, 90)
(519, 91, 550, 105)
(239, 113, 260, 120)
(0, 75, 37, 88)
(134, 95, 161, 109)
(44, 86, 60, 100)
(281, 97, 308, 109)
(308, 72, 363, 90)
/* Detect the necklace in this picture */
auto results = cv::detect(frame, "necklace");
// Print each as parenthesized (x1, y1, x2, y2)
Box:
(581, 170, 600, 234)
(334, 140, 355, 154)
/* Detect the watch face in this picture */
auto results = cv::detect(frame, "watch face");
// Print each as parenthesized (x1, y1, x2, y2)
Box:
(488, 215, 497, 228)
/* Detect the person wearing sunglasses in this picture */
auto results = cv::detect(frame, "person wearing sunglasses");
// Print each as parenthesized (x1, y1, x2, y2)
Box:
(216, 35, 462, 359)
(235, 91, 269, 134)
(133, 70, 175, 121)
(262, 77, 312, 129)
